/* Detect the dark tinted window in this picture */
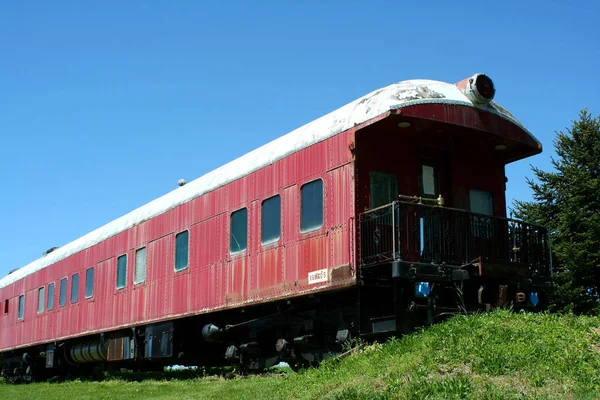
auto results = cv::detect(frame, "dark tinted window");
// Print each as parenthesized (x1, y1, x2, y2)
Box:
(230, 208, 248, 253)
(71, 273, 79, 303)
(175, 231, 189, 271)
(370, 171, 398, 208)
(85, 267, 94, 298)
(261, 195, 281, 245)
(47, 283, 55, 311)
(301, 179, 323, 232)
(117, 255, 127, 289)
(59, 278, 67, 307)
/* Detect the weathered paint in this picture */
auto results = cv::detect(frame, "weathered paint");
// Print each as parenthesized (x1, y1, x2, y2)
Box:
(0, 127, 357, 351)
(0, 76, 542, 293)
(0, 80, 541, 353)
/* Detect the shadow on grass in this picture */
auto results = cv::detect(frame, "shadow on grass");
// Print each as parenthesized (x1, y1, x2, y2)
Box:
(104, 366, 232, 382)
(38, 364, 294, 384)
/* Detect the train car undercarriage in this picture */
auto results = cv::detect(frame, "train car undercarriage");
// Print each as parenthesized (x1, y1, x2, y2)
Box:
(1, 267, 549, 383)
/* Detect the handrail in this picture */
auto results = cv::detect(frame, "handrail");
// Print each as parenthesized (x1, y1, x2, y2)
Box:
(357, 201, 552, 280)
(394, 200, 548, 231)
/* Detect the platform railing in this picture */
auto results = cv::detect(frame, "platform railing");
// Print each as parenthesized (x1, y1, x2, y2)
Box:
(358, 200, 552, 279)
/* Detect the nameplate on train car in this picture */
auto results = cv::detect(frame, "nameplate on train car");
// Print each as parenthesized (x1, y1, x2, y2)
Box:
(308, 268, 329, 284)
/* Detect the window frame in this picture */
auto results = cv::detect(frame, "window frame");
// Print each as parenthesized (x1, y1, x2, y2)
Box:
(116, 254, 128, 290)
(85, 267, 94, 299)
(18, 294, 24, 320)
(418, 163, 438, 198)
(47, 282, 55, 311)
(3, 299, 8, 315)
(71, 273, 79, 304)
(59, 277, 68, 307)
(134, 247, 147, 284)
(37, 286, 45, 314)
(300, 178, 324, 233)
(261, 195, 281, 246)
(174, 230, 190, 272)
(230, 207, 248, 255)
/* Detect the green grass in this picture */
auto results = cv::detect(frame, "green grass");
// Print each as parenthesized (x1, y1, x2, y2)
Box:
(2, 310, 600, 399)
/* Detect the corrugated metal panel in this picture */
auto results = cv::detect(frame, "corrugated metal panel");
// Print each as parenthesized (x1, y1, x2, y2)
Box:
(170, 272, 192, 316)
(299, 234, 328, 289)
(255, 163, 280, 198)
(256, 247, 282, 297)
(194, 261, 224, 310)
(226, 257, 248, 305)
(283, 241, 299, 290)
(0, 128, 358, 351)
(283, 184, 299, 290)
(327, 165, 354, 275)
(328, 130, 354, 171)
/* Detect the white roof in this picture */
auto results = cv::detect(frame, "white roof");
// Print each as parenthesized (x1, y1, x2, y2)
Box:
(0, 78, 535, 289)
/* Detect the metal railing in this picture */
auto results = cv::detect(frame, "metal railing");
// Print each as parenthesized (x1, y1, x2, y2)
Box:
(358, 201, 552, 279)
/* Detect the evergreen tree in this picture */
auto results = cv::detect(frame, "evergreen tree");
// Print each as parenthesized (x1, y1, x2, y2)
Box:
(513, 109, 600, 314)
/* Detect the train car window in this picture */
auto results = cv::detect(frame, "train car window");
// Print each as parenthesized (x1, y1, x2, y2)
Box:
(18, 295, 24, 320)
(71, 273, 79, 303)
(134, 247, 147, 284)
(419, 164, 438, 198)
(85, 267, 94, 298)
(37, 287, 45, 313)
(470, 189, 493, 215)
(175, 231, 189, 271)
(3, 299, 8, 314)
(47, 283, 55, 311)
(59, 278, 67, 307)
(116, 255, 127, 289)
(370, 171, 398, 208)
(230, 208, 248, 254)
(261, 195, 281, 245)
(301, 179, 323, 232)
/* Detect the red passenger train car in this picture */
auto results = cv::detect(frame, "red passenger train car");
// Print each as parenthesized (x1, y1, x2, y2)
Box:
(0, 74, 552, 381)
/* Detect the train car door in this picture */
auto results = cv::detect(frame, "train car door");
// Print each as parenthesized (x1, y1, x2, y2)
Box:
(416, 157, 451, 263)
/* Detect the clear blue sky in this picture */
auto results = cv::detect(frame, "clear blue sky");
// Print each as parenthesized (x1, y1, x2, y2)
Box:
(1, 1, 598, 277)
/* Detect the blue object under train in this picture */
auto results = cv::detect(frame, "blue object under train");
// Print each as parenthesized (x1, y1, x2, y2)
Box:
(529, 292, 539, 307)
(415, 282, 431, 298)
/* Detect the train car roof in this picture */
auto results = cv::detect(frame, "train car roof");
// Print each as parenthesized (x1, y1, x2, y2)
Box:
(0, 77, 539, 289)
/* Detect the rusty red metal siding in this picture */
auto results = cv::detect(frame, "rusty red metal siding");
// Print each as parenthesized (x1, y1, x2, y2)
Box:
(0, 124, 357, 352)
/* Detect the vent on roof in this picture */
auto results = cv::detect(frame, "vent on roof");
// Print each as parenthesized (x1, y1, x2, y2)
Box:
(43, 247, 59, 256)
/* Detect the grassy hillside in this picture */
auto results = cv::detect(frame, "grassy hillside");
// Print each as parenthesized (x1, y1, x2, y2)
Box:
(2, 310, 600, 399)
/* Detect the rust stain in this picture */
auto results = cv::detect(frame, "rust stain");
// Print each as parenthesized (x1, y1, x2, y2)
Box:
(331, 264, 353, 281)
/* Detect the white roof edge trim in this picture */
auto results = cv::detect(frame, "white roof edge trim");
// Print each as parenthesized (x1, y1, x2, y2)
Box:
(0, 78, 536, 289)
